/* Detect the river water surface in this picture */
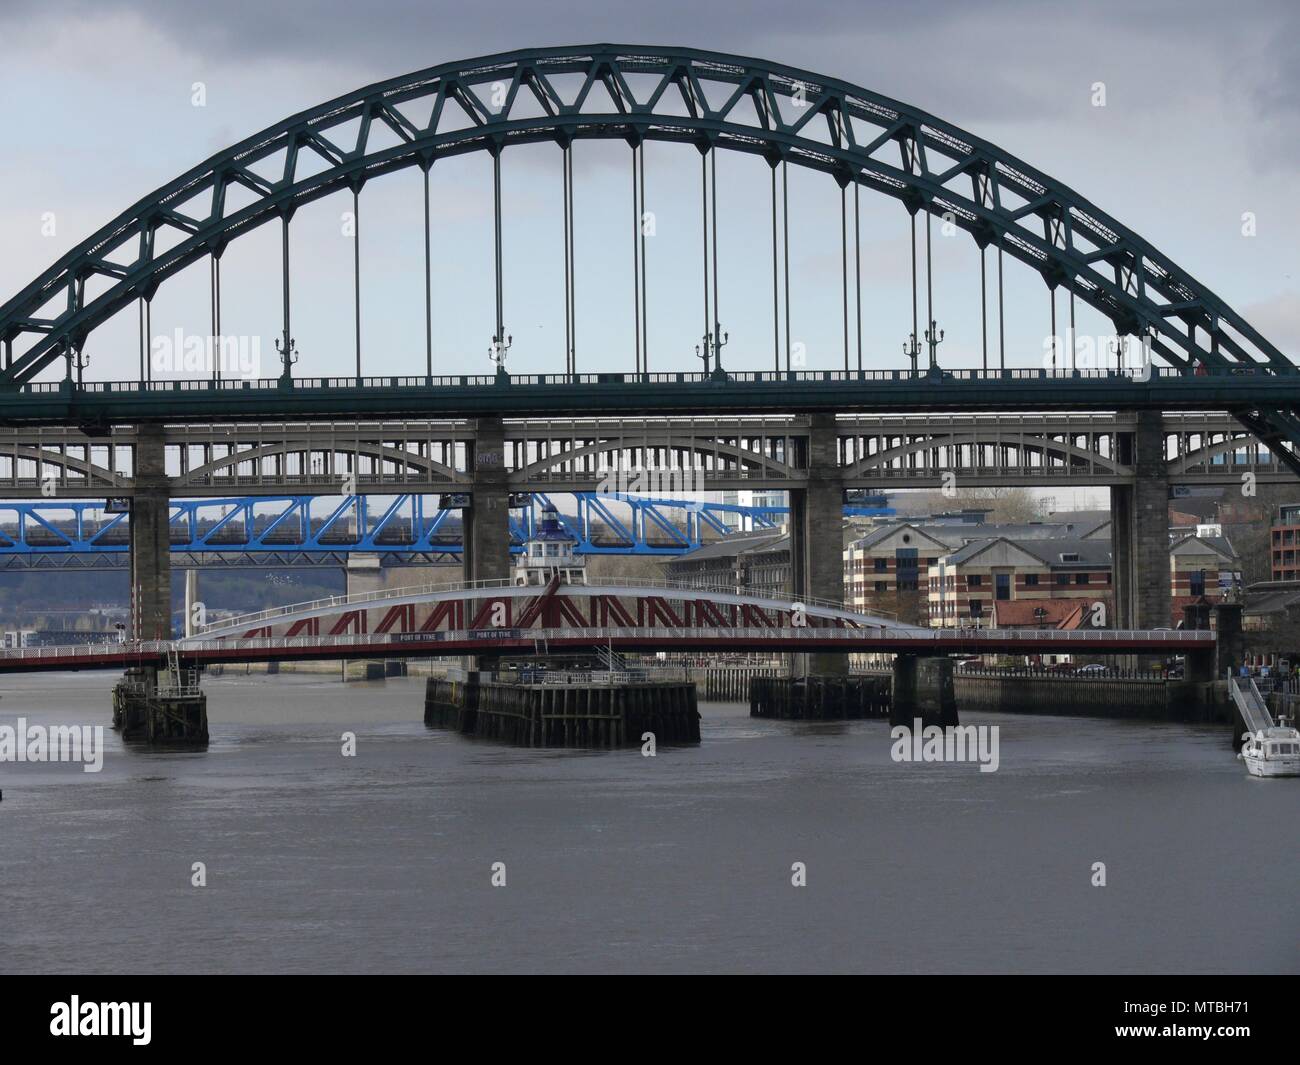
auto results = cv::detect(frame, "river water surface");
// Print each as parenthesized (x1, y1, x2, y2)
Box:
(1, 671, 1295, 974)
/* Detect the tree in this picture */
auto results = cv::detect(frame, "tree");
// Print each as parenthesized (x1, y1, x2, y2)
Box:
(911, 485, 1044, 524)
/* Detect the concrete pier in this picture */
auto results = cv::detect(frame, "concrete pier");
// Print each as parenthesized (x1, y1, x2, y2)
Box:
(425, 675, 700, 747)
(789, 413, 847, 677)
(890, 655, 958, 729)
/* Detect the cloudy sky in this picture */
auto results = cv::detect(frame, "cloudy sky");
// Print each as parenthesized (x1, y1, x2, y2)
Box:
(1, 0, 1296, 383)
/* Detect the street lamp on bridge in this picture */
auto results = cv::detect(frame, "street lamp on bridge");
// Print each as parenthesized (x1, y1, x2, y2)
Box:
(275, 332, 298, 386)
(696, 329, 729, 379)
(489, 333, 513, 379)
(925, 319, 945, 371)
(903, 332, 921, 374)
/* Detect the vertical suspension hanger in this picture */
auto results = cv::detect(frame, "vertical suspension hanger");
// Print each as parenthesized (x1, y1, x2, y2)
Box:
(909, 211, 919, 372)
(710, 144, 721, 369)
(422, 160, 433, 380)
(1069, 289, 1077, 372)
(997, 241, 1006, 371)
(274, 208, 298, 382)
(561, 139, 572, 377)
(782, 158, 791, 373)
(492, 144, 505, 362)
(854, 181, 862, 374)
(639, 140, 648, 373)
(840, 176, 849, 373)
(925, 208, 935, 370)
(630, 138, 641, 376)
(699, 146, 710, 373)
(1049, 285, 1057, 373)
(980, 243, 988, 373)
(770, 160, 780, 373)
(352, 182, 362, 379)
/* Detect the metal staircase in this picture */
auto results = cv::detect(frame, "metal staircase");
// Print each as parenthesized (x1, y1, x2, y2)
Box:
(1229, 674, 1274, 735)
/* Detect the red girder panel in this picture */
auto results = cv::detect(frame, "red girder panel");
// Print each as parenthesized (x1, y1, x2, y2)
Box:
(644, 596, 683, 628)
(740, 603, 776, 628)
(691, 599, 731, 628)
(598, 595, 639, 628)
(375, 604, 416, 633)
(553, 595, 588, 629)
(469, 597, 512, 630)
(515, 575, 562, 629)
(328, 610, 367, 636)
(419, 599, 459, 633)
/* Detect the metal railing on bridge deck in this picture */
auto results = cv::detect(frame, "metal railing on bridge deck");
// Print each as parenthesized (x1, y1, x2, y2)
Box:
(0, 625, 1216, 666)
(17, 364, 1257, 399)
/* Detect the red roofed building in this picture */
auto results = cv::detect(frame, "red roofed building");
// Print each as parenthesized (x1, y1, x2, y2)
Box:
(992, 598, 1094, 630)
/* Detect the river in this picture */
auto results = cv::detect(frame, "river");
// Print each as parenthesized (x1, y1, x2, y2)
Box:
(1, 671, 1295, 974)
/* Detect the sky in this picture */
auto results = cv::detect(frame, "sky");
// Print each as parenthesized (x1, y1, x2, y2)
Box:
(0, 0, 1297, 387)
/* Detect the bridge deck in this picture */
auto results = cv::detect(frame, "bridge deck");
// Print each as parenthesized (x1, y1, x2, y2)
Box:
(5, 370, 1299, 425)
(0, 627, 1215, 674)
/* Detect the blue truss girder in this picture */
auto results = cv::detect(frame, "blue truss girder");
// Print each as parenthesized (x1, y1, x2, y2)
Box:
(0, 493, 893, 557)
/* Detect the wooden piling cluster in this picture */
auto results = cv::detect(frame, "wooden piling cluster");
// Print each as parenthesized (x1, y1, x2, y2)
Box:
(698, 666, 783, 701)
(750, 675, 891, 720)
(424, 677, 700, 747)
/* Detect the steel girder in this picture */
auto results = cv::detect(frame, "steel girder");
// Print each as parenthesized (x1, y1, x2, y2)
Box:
(0, 44, 1294, 449)
(0, 491, 884, 559)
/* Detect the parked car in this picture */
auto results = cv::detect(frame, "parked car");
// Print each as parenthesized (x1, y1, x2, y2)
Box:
(1075, 664, 1109, 676)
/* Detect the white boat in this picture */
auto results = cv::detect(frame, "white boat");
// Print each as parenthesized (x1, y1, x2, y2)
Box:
(1239, 721, 1300, 778)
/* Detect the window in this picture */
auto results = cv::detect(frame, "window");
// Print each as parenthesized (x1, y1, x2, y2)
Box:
(967, 574, 982, 587)
(875, 581, 887, 593)
(1190, 569, 1206, 597)
(969, 600, 983, 617)
(896, 547, 919, 591)
(1075, 573, 1088, 585)
(1056, 574, 1068, 586)
(1024, 573, 1039, 587)
(874, 557, 888, 572)
(996, 573, 1011, 601)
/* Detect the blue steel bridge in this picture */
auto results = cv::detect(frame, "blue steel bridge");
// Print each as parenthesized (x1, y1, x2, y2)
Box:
(0, 44, 1295, 642)
(0, 492, 893, 568)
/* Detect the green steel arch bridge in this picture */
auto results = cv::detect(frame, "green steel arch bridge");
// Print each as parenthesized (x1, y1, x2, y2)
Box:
(0, 43, 1295, 465)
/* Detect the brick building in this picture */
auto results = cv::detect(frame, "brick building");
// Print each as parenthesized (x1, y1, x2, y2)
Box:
(1270, 504, 1300, 581)
(844, 513, 1109, 625)
(926, 536, 1112, 628)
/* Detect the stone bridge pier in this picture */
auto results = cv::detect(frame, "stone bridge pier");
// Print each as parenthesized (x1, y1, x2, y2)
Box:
(130, 424, 171, 643)
(464, 417, 511, 670)
(790, 413, 848, 677)
(1110, 410, 1171, 633)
